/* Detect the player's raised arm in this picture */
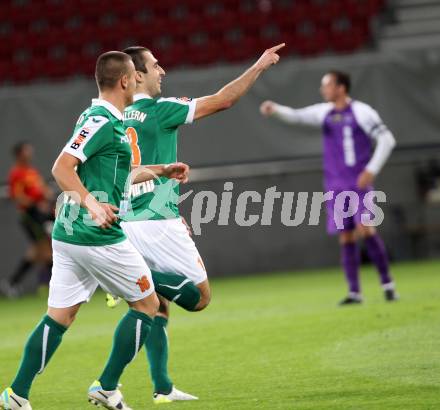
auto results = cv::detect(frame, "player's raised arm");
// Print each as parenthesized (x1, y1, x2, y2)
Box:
(193, 43, 285, 120)
(52, 152, 118, 228)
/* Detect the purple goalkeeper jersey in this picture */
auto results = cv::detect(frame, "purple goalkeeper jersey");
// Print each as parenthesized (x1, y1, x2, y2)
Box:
(322, 103, 373, 192)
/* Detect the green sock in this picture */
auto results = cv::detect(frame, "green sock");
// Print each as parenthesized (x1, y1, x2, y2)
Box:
(152, 270, 201, 311)
(11, 315, 67, 399)
(99, 309, 153, 391)
(145, 316, 173, 394)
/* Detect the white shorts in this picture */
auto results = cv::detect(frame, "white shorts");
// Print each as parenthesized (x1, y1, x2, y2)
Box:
(48, 239, 155, 308)
(121, 218, 207, 285)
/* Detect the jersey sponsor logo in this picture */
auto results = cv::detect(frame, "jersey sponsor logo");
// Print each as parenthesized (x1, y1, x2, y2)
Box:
(70, 128, 90, 149)
(177, 96, 192, 102)
(129, 180, 155, 198)
(331, 114, 343, 123)
(136, 275, 151, 292)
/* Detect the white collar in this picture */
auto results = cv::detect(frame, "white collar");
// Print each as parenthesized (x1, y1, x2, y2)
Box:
(133, 93, 153, 101)
(92, 98, 123, 120)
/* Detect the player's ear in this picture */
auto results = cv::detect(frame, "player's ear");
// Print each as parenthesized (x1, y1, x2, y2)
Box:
(135, 70, 143, 83)
(120, 74, 128, 90)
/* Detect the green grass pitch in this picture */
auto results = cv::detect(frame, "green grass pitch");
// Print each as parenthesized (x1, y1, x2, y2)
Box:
(1, 260, 439, 409)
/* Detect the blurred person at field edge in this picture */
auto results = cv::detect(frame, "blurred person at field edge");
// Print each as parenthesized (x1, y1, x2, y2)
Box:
(2, 142, 54, 297)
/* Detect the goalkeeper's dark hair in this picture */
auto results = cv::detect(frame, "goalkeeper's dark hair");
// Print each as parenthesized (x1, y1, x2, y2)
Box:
(327, 70, 351, 93)
(12, 141, 30, 158)
(123, 46, 151, 73)
(95, 51, 132, 91)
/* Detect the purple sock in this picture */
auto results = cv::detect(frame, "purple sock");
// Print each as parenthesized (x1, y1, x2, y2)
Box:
(341, 242, 360, 294)
(365, 234, 393, 285)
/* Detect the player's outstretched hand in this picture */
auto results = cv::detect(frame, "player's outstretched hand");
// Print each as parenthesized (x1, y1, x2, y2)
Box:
(254, 43, 285, 71)
(164, 162, 190, 183)
(260, 100, 276, 117)
(86, 199, 119, 229)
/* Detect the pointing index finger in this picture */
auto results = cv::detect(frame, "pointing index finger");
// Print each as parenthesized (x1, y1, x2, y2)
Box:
(268, 43, 286, 53)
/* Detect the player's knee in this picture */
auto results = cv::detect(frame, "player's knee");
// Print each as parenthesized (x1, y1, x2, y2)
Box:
(130, 292, 160, 318)
(157, 295, 170, 318)
(47, 305, 80, 328)
(194, 284, 211, 311)
(194, 292, 211, 311)
(357, 224, 376, 238)
(339, 230, 356, 244)
(172, 280, 209, 312)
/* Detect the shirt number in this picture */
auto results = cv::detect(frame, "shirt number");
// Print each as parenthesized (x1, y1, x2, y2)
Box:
(343, 126, 356, 166)
(126, 127, 141, 166)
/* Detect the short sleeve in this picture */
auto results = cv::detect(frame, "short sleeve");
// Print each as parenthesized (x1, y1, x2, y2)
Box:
(62, 116, 111, 162)
(156, 97, 197, 129)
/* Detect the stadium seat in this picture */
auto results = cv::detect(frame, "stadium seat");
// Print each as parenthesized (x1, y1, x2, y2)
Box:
(331, 20, 370, 53)
(0, 0, 385, 84)
(344, 0, 385, 18)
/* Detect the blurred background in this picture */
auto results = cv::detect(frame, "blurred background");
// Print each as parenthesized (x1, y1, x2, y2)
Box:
(1, 0, 439, 293)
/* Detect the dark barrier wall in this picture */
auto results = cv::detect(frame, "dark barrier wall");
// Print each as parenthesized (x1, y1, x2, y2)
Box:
(178, 159, 439, 276)
(1, 155, 439, 282)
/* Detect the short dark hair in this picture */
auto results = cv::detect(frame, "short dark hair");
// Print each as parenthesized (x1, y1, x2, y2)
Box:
(327, 70, 351, 93)
(95, 51, 132, 91)
(123, 46, 151, 73)
(12, 141, 30, 158)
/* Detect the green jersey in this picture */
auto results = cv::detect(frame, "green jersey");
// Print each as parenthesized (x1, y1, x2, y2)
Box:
(122, 94, 195, 221)
(52, 99, 132, 246)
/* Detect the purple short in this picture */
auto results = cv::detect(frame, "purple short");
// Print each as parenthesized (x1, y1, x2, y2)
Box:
(325, 189, 375, 235)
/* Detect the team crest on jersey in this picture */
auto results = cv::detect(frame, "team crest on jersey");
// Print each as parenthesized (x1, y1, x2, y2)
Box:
(332, 114, 343, 123)
(70, 127, 90, 149)
(177, 96, 192, 102)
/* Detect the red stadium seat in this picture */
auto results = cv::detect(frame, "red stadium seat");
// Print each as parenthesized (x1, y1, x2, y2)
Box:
(155, 43, 186, 69)
(310, 1, 344, 27)
(330, 15, 370, 53)
(0, 0, 384, 84)
(204, 10, 238, 36)
(295, 29, 329, 56)
(237, 10, 272, 37)
(186, 43, 218, 66)
(222, 37, 259, 63)
(343, 0, 384, 18)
